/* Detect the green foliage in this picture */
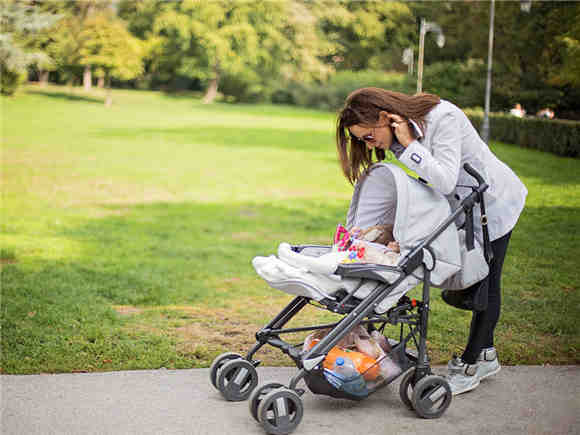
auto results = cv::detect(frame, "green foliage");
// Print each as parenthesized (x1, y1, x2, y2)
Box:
(317, 1, 416, 71)
(0, 0, 60, 94)
(408, 1, 580, 116)
(271, 70, 414, 111)
(421, 59, 486, 109)
(466, 111, 580, 158)
(148, 0, 334, 101)
(79, 13, 143, 83)
(0, 67, 26, 96)
(551, 5, 580, 88)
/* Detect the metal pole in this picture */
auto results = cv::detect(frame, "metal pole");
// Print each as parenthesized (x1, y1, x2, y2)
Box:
(481, 0, 495, 144)
(417, 18, 426, 93)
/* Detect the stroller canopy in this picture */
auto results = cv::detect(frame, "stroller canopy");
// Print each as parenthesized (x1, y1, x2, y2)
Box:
(346, 163, 462, 286)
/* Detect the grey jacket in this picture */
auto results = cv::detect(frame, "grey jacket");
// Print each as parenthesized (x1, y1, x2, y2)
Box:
(397, 100, 527, 242)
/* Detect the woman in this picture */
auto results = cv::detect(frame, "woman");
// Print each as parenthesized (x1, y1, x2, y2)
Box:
(336, 87, 527, 395)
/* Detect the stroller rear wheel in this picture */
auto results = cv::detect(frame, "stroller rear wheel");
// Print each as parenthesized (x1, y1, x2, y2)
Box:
(399, 368, 417, 409)
(249, 382, 284, 422)
(209, 352, 243, 389)
(411, 375, 452, 419)
(257, 388, 303, 435)
(216, 359, 259, 402)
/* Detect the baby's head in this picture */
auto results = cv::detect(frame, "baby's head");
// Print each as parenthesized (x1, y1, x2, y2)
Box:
(354, 224, 395, 246)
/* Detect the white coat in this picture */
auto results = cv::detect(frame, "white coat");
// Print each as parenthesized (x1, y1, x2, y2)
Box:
(397, 100, 528, 242)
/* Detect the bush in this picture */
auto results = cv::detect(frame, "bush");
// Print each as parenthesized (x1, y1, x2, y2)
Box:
(0, 66, 27, 96)
(421, 60, 486, 109)
(271, 70, 415, 111)
(466, 111, 580, 158)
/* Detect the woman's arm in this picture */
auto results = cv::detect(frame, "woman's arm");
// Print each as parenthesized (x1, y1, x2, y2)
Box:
(397, 112, 462, 195)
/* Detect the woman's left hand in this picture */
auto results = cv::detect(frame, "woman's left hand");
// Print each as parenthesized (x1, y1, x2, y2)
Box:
(387, 114, 414, 147)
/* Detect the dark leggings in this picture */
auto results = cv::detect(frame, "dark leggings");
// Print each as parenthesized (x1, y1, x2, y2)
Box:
(461, 231, 512, 365)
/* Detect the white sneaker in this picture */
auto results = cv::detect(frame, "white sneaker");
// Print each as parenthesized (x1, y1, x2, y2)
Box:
(477, 347, 501, 380)
(446, 358, 480, 395)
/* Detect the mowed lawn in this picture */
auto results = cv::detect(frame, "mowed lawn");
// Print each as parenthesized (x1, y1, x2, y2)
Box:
(1, 85, 579, 374)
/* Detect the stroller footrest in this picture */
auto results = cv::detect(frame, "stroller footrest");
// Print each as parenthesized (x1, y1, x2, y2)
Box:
(335, 263, 403, 283)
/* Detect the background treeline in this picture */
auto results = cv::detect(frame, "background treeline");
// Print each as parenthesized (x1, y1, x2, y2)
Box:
(2, 0, 580, 119)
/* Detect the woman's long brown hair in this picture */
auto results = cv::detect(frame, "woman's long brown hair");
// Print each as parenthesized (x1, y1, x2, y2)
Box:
(336, 87, 440, 184)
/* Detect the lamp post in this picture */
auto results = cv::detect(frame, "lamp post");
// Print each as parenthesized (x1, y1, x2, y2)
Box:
(417, 19, 445, 93)
(480, 0, 495, 144)
(481, 0, 532, 144)
(402, 47, 414, 75)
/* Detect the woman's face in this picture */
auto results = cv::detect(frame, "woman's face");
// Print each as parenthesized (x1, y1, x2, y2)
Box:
(348, 111, 394, 150)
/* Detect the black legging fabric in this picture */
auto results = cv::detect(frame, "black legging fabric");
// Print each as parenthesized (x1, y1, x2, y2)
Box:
(461, 231, 512, 365)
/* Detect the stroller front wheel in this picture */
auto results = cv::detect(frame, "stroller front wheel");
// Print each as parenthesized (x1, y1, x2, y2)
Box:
(216, 359, 259, 402)
(209, 352, 243, 389)
(249, 382, 285, 422)
(257, 388, 304, 435)
(411, 375, 452, 419)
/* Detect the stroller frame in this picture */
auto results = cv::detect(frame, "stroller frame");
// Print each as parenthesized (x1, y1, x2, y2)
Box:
(210, 164, 489, 433)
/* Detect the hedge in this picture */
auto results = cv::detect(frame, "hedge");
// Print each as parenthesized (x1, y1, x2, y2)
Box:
(466, 112, 580, 158)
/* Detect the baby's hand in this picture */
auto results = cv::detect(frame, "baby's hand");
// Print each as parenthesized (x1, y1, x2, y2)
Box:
(387, 241, 400, 253)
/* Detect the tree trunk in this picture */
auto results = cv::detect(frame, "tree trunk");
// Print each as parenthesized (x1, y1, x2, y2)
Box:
(202, 64, 220, 104)
(39, 70, 49, 87)
(105, 74, 113, 107)
(97, 76, 105, 88)
(83, 66, 92, 90)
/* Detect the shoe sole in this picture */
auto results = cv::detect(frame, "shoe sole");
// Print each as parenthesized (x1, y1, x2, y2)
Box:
(451, 378, 480, 396)
(478, 365, 501, 380)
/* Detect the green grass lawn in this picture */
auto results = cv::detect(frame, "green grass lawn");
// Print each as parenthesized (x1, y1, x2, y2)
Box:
(1, 85, 579, 374)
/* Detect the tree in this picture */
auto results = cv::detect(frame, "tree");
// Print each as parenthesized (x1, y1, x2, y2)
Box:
(0, 0, 60, 95)
(149, 0, 333, 103)
(316, 1, 416, 72)
(78, 12, 144, 106)
(551, 3, 580, 88)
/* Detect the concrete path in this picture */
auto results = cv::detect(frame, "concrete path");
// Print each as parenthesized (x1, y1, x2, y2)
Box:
(1, 366, 578, 435)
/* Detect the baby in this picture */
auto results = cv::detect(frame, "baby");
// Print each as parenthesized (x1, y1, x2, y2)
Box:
(352, 224, 400, 253)
(334, 224, 400, 266)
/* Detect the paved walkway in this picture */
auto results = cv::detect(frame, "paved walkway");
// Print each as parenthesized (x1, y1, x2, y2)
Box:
(1, 366, 579, 435)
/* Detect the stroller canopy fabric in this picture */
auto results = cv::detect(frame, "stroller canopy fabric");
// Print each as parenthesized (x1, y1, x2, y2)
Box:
(347, 163, 462, 286)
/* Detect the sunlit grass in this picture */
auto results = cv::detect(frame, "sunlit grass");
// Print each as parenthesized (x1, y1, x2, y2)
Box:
(1, 84, 578, 374)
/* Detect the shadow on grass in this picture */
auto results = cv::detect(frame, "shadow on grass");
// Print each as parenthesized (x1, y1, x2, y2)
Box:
(26, 88, 104, 104)
(51, 200, 345, 305)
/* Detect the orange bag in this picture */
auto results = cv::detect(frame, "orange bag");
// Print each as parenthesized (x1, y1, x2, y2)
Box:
(308, 339, 379, 381)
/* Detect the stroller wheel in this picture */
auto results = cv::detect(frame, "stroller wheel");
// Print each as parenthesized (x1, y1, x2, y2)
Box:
(249, 382, 284, 422)
(398, 368, 416, 410)
(257, 388, 303, 435)
(216, 359, 259, 402)
(209, 352, 243, 389)
(411, 375, 452, 419)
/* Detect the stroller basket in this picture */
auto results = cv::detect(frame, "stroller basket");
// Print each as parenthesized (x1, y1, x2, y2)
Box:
(304, 341, 414, 401)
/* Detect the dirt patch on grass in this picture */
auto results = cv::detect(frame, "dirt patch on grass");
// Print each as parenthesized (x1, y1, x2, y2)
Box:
(0, 259, 17, 264)
(122, 302, 326, 366)
(113, 305, 144, 316)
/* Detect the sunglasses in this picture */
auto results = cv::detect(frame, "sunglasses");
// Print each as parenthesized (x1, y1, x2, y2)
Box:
(350, 131, 376, 143)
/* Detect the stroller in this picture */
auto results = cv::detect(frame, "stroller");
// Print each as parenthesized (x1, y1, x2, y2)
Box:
(209, 163, 490, 434)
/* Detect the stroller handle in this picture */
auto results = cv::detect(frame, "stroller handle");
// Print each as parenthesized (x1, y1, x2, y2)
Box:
(463, 163, 485, 187)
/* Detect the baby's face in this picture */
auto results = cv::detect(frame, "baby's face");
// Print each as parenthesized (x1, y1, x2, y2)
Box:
(357, 225, 395, 245)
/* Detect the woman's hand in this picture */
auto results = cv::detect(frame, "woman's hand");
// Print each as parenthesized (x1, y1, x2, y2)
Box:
(387, 114, 414, 147)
